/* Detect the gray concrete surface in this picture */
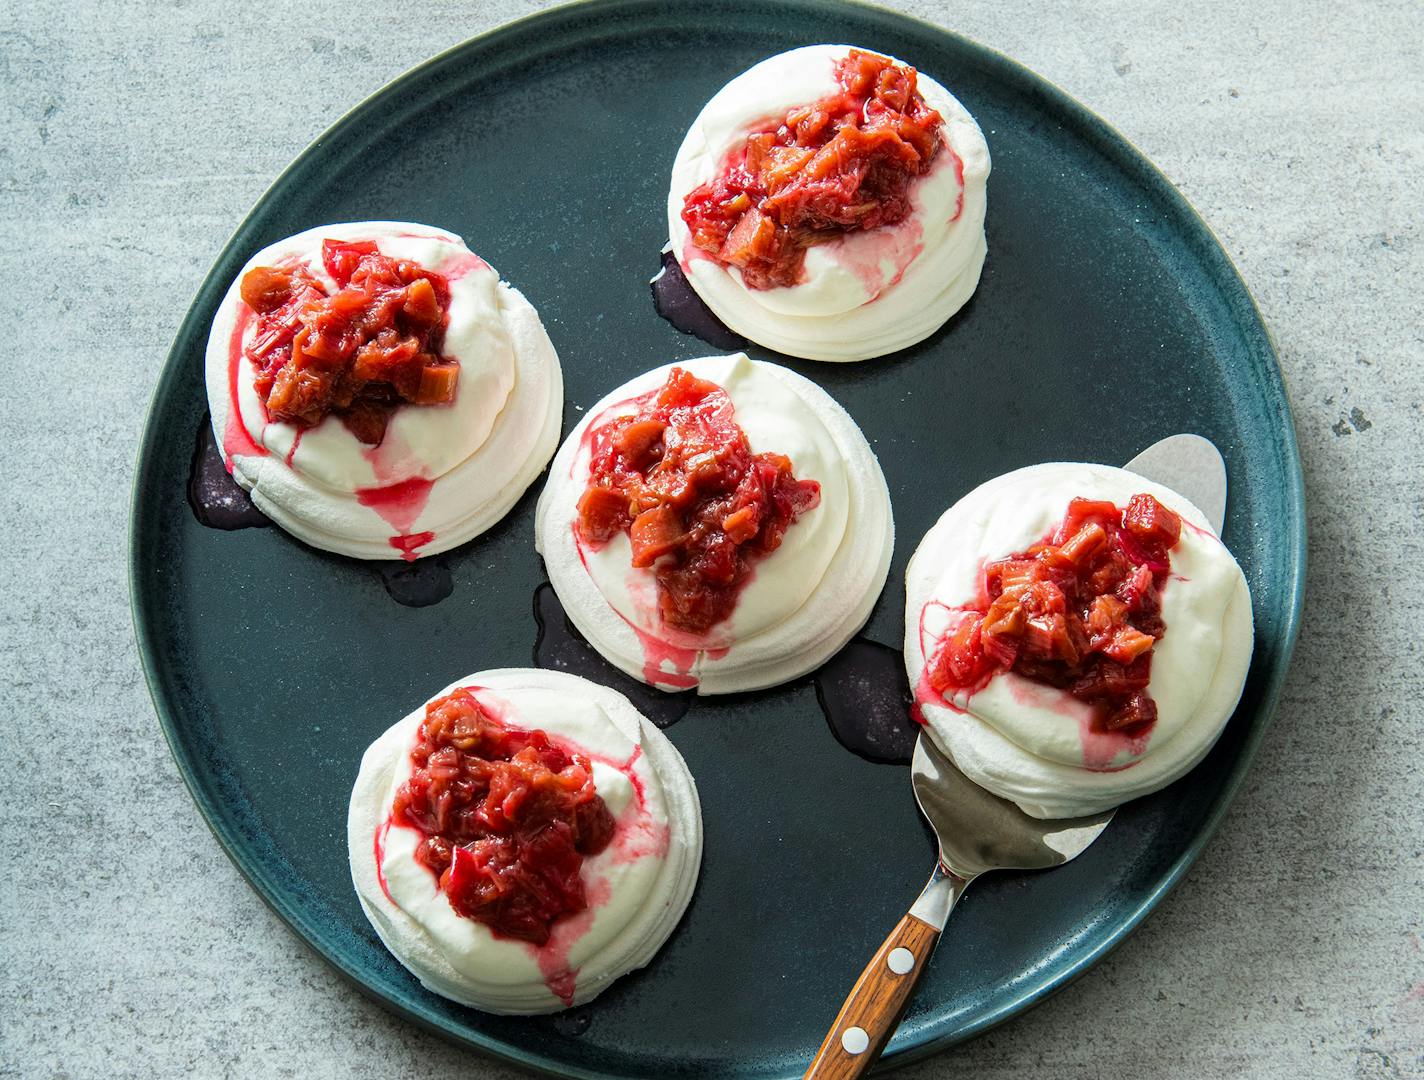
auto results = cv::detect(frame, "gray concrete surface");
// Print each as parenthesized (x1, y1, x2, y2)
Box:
(2, 1, 1420, 1077)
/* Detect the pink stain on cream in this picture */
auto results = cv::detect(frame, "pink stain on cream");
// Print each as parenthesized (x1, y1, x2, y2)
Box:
(826, 137, 963, 299)
(357, 412, 436, 562)
(944, 141, 966, 223)
(831, 215, 924, 300)
(534, 878, 610, 1006)
(618, 586, 732, 691)
(622, 617, 702, 690)
(355, 463, 435, 562)
(912, 600, 994, 716)
(223, 303, 266, 468)
(529, 742, 668, 1005)
(372, 820, 395, 905)
(1012, 679, 1148, 774)
(579, 743, 672, 868)
(571, 529, 728, 691)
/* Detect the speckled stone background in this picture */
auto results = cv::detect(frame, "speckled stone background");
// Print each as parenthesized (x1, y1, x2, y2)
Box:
(2, 0, 1421, 1077)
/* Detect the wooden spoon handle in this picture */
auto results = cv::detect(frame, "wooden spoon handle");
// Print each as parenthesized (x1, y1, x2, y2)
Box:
(802, 912, 940, 1079)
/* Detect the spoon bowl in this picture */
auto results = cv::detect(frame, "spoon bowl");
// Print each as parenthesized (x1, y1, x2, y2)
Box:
(912, 734, 1114, 879)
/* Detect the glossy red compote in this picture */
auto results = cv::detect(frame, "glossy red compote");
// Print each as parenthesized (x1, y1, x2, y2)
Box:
(390, 688, 615, 945)
(681, 49, 944, 289)
(924, 494, 1183, 734)
(239, 240, 459, 446)
(576, 368, 821, 636)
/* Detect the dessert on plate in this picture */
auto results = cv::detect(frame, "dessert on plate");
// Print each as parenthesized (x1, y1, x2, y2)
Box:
(535, 352, 893, 694)
(348, 668, 701, 1013)
(667, 44, 990, 361)
(204, 221, 562, 560)
(905, 463, 1253, 819)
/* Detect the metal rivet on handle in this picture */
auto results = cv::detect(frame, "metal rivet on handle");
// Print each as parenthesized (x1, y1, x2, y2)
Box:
(887, 947, 915, 975)
(841, 1027, 870, 1055)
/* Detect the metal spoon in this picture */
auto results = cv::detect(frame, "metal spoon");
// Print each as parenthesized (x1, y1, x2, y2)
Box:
(804, 435, 1227, 1078)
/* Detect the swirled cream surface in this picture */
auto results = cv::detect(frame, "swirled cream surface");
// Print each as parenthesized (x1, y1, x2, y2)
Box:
(536, 353, 893, 694)
(204, 221, 562, 560)
(667, 45, 991, 361)
(348, 669, 702, 1014)
(905, 463, 1253, 819)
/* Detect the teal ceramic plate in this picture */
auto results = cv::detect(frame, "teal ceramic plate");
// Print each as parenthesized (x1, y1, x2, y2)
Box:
(130, 1, 1305, 1076)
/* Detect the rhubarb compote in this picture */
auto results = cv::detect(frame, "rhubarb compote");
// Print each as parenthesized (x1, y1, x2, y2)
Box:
(681, 49, 944, 289)
(391, 688, 615, 945)
(575, 367, 821, 635)
(240, 239, 459, 446)
(925, 494, 1184, 734)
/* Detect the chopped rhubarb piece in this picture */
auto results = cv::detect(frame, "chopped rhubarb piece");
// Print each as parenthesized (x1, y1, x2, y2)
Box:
(1105, 691, 1157, 732)
(681, 50, 944, 290)
(391, 688, 614, 946)
(265, 364, 332, 426)
(929, 613, 989, 692)
(1071, 655, 1152, 700)
(980, 623, 1020, 669)
(351, 333, 421, 385)
(238, 240, 460, 445)
(1103, 626, 1157, 665)
(414, 361, 460, 405)
(925, 493, 1184, 735)
(1086, 550, 1132, 596)
(987, 558, 1045, 595)
(576, 486, 632, 544)
(1021, 580, 1068, 616)
(240, 265, 297, 311)
(1023, 612, 1079, 664)
(322, 238, 380, 283)
(340, 400, 394, 447)
(1088, 594, 1129, 634)
(629, 505, 684, 567)
(1122, 493, 1182, 551)
(1116, 563, 1156, 610)
(575, 368, 820, 635)
(720, 206, 776, 266)
(401, 276, 443, 329)
(248, 274, 322, 366)
(1055, 522, 1109, 566)
(615, 419, 666, 463)
(983, 590, 1026, 637)
(721, 504, 760, 544)
(1057, 498, 1120, 542)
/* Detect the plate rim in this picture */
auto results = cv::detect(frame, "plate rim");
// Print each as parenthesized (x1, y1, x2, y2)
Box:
(128, 0, 1307, 1075)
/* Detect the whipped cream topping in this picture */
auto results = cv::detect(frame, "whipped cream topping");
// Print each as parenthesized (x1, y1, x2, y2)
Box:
(347, 668, 702, 1014)
(667, 44, 991, 362)
(904, 463, 1253, 819)
(536, 353, 893, 695)
(204, 222, 563, 560)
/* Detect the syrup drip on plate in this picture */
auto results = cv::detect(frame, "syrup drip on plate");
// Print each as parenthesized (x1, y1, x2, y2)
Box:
(189, 414, 453, 609)
(532, 583, 691, 729)
(378, 559, 454, 608)
(812, 638, 918, 766)
(187, 416, 271, 530)
(549, 1007, 594, 1037)
(650, 249, 745, 351)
